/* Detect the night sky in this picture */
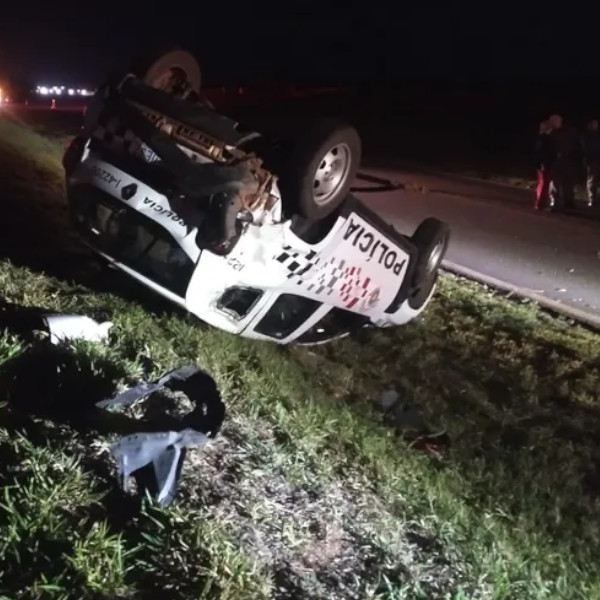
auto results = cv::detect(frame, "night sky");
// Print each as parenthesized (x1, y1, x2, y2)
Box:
(0, 2, 598, 86)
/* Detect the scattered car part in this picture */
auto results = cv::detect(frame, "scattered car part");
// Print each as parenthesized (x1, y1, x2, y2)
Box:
(0, 301, 112, 345)
(43, 314, 113, 345)
(98, 365, 225, 506)
(110, 429, 209, 506)
(0, 325, 226, 507)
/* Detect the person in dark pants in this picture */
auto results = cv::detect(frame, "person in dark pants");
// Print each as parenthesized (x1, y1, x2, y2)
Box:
(581, 118, 600, 207)
(534, 120, 555, 210)
(548, 113, 580, 210)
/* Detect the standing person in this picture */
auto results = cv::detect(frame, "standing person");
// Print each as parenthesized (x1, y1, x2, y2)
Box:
(581, 118, 600, 207)
(548, 113, 579, 210)
(534, 120, 555, 210)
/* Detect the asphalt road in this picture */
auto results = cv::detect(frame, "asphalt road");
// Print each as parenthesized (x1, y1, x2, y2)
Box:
(355, 167, 600, 321)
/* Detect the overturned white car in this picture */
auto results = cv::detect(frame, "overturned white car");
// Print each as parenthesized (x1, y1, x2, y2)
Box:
(63, 49, 449, 344)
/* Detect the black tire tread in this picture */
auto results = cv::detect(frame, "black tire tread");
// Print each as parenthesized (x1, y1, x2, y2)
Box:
(408, 218, 450, 309)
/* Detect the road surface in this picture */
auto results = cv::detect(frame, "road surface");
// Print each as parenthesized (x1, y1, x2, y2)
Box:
(355, 167, 600, 323)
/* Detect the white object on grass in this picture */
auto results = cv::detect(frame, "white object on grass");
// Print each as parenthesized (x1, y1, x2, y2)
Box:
(42, 314, 113, 345)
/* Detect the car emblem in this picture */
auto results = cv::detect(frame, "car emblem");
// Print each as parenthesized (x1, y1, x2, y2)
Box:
(140, 143, 160, 163)
(121, 183, 137, 200)
(367, 288, 381, 307)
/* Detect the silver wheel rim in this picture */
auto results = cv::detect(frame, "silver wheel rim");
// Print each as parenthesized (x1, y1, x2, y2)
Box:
(313, 143, 352, 205)
(427, 238, 446, 274)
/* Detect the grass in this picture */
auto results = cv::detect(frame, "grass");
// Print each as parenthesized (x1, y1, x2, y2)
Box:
(1, 109, 600, 599)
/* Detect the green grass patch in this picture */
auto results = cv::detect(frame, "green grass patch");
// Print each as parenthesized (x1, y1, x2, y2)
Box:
(0, 112, 599, 599)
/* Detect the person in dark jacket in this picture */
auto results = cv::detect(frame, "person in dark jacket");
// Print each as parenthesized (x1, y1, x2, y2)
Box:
(534, 120, 555, 210)
(548, 113, 579, 210)
(581, 118, 600, 207)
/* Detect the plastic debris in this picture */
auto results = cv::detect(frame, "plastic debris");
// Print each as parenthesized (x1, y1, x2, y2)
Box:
(43, 314, 113, 345)
(0, 302, 112, 345)
(97, 365, 225, 506)
(110, 429, 209, 506)
(0, 302, 225, 507)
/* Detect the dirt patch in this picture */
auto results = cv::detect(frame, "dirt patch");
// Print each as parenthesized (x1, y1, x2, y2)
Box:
(181, 416, 465, 599)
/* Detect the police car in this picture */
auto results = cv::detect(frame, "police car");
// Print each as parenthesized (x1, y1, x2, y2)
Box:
(63, 49, 450, 345)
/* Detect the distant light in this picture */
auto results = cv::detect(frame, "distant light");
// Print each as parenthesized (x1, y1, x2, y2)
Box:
(0, 88, 3, 107)
(35, 84, 93, 96)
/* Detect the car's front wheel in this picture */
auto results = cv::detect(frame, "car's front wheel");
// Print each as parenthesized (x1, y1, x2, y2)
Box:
(279, 119, 362, 221)
(408, 218, 450, 310)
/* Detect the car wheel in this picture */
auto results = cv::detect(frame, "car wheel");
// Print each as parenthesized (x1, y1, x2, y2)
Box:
(279, 119, 362, 221)
(408, 218, 450, 310)
(132, 48, 202, 99)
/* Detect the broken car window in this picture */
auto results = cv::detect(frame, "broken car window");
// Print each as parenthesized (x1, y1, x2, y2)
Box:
(254, 293, 321, 340)
(217, 287, 263, 320)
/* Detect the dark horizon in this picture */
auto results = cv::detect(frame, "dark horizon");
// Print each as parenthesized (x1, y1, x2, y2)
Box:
(2, 2, 600, 86)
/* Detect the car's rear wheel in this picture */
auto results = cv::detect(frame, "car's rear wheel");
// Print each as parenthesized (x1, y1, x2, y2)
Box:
(131, 48, 204, 101)
(408, 218, 450, 310)
(279, 119, 362, 221)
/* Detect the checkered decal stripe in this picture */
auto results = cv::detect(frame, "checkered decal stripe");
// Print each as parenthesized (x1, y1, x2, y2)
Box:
(275, 245, 379, 310)
(92, 115, 144, 158)
(339, 266, 372, 309)
(305, 257, 348, 296)
(275, 246, 320, 283)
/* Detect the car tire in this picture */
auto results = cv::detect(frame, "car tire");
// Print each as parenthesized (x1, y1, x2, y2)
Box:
(132, 48, 202, 96)
(279, 119, 362, 221)
(408, 218, 450, 310)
